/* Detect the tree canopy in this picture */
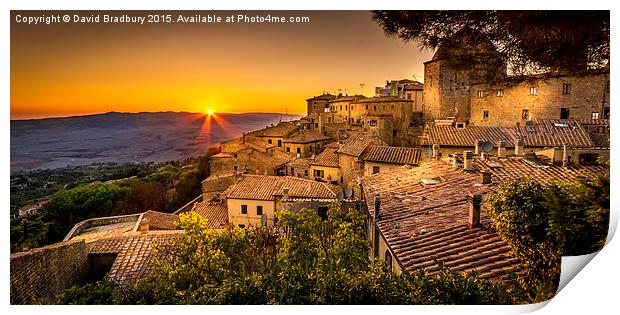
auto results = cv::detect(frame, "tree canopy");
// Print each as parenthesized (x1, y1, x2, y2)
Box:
(54, 204, 550, 305)
(372, 11, 609, 81)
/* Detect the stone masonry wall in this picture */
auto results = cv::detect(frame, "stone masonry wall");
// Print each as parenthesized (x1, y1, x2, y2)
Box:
(10, 240, 90, 304)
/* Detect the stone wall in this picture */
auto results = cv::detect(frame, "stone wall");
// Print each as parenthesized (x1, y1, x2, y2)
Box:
(423, 60, 473, 121)
(470, 73, 610, 126)
(10, 240, 90, 304)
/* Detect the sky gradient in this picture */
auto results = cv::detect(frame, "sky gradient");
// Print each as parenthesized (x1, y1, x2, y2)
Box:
(11, 11, 433, 120)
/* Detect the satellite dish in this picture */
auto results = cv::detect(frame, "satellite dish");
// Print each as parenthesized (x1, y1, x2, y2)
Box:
(336, 191, 344, 201)
(525, 120, 534, 127)
(423, 146, 433, 157)
(344, 187, 353, 198)
(479, 141, 494, 153)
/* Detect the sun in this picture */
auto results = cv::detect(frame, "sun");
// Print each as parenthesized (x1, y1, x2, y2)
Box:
(206, 109, 214, 116)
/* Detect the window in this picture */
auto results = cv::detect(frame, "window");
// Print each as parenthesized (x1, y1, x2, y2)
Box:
(483, 110, 489, 120)
(522, 109, 529, 120)
(478, 90, 484, 98)
(560, 108, 570, 119)
(372, 166, 380, 174)
(351, 105, 354, 110)
(406, 93, 412, 100)
(318, 207, 329, 220)
(256, 206, 263, 216)
(286, 147, 290, 152)
(345, 105, 348, 110)
(592, 112, 600, 119)
(314, 169, 324, 178)
(365, 105, 368, 110)
(340, 105, 342, 111)
(296, 147, 301, 153)
(241, 205, 247, 214)
(234, 165, 238, 172)
(604, 107, 610, 119)
(429, 75, 433, 86)
(385, 250, 392, 269)
(373, 106, 377, 111)
(290, 167, 294, 174)
(277, 140, 282, 147)
(340, 176, 343, 183)
(529, 87, 537, 95)
(267, 139, 272, 144)
(496, 89, 504, 97)
(369, 120, 378, 127)
(562, 83, 571, 95)
(304, 170, 308, 176)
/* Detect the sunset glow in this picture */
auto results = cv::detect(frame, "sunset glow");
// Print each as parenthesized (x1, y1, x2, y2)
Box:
(10, 11, 433, 120)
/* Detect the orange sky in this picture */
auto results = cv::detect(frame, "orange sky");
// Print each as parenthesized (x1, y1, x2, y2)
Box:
(11, 11, 433, 120)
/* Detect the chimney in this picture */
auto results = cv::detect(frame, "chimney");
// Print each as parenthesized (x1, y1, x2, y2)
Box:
(474, 140, 483, 155)
(463, 150, 474, 171)
(283, 188, 289, 200)
(138, 218, 150, 233)
(468, 194, 482, 228)
(497, 141, 507, 158)
(562, 144, 569, 167)
(481, 171, 492, 184)
(318, 115, 323, 134)
(432, 144, 440, 159)
(514, 139, 524, 156)
(374, 195, 381, 220)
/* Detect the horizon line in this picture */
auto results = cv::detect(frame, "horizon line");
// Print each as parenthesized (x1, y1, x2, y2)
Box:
(10, 110, 307, 121)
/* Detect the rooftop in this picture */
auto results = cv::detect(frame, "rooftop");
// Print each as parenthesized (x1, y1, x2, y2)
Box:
(310, 147, 340, 168)
(306, 93, 337, 102)
(422, 119, 597, 148)
(337, 134, 388, 157)
(224, 175, 342, 201)
(354, 96, 414, 103)
(254, 122, 301, 138)
(191, 201, 230, 228)
(287, 157, 313, 169)
(362, 161, 517, 280)
(361, 146, 422, 165)
(284, 129, 330, 144)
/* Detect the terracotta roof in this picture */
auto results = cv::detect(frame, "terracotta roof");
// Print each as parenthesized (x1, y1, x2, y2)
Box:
(255, 122, 300, 138)
(88, 231, 182, 286)
(328, 95, 366, 103)
(191, 201, 229, 228)
(306, 94, 336, 101)
(141, 211, 179, 230)
(589, 133, 610, 149)
(310, 147, 340, 168)
(403, 82, 424, 90)
(243, 148, 293, 170)
(287, 157, 312, 169)
(362, 161, 519, 281)
(354, 96, 414, 103)
(337, 134, 388, 157)
(423, 119, 596, 148)
(514, 119, 594, 148)
(422, 124, 516, 147)
(224, 175, 341, 200)
(284, 129, 330, 144)
(361, 146, 421, 165)
(474, 155, 606, 186)
(577, 118, 609, 126)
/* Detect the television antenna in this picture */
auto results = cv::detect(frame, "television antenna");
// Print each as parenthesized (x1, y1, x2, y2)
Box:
(360, 83, 365, 95)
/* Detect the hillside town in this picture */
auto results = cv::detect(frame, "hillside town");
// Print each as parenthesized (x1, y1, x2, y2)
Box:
(10, 28, 610, 304)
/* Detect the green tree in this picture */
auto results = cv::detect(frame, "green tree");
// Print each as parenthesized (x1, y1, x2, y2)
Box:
(372, 11, 609, 80)
(42, 183, 130, 242)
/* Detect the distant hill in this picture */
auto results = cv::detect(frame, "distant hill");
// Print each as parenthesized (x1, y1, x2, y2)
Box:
(11, 111, 302, 173)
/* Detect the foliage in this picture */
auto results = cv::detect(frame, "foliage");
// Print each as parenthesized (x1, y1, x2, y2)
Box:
(54, 278, 121, 305)
(544, 170, 610, 255)
(372, 11, 609, 81)
(57, 204, 536, 305)
(120, 179, 167, 214)
(42, 183, 131, 242)
(10, 216, 50, 252)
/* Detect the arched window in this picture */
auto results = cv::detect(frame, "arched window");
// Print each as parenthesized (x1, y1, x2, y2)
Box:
(385, 250, 392, 269)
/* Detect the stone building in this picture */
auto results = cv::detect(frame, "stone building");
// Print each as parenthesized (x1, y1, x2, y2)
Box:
(375, 79, 424, 111)
(286, 157, 312, 179)
(309, 144, 341, 185)
(222, 175, 342, 228)
(306, 93, 336, 115)
(282, 128, 330, 158)
(336, 133, 388, 199)
(328, 94, 366, 123)
(470, 72, 610, 126)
